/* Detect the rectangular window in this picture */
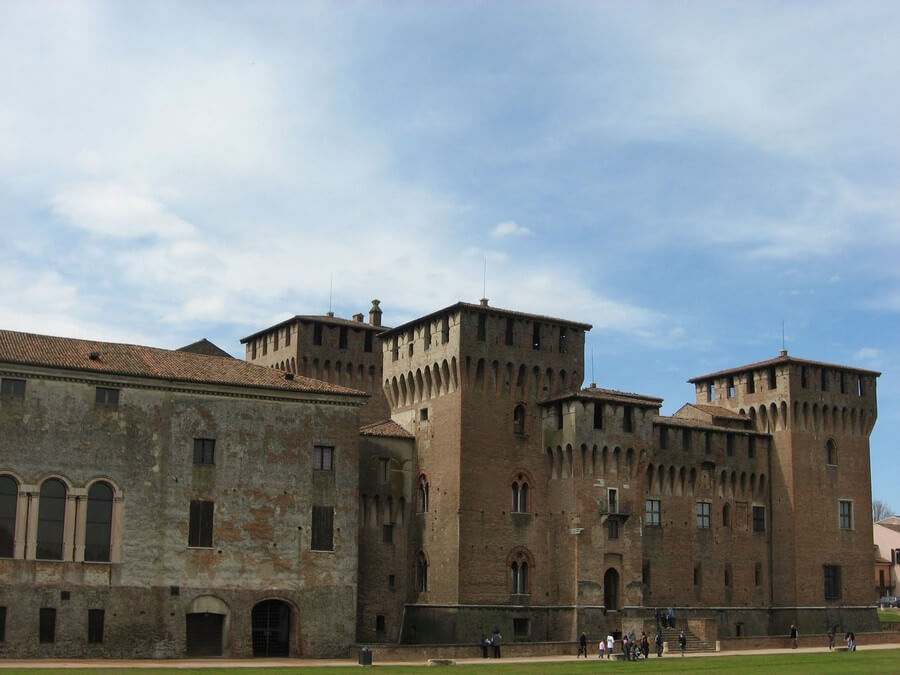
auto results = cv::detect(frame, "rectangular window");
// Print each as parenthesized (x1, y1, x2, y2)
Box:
(311, 505, 334, 551)
(364, 331, 373, 353)
(694, 565, 701, 586)
(0, 378, 25, 398)
(284, 327, 291, 346)
(188, 500, 214, 547)
(824, 564, 841, 601)
(727, 376, 736, 398)
(645, 499, 661, 526)
(273, 331, 279, 350)
(683, 428, 691, 451)
(754, 563, 762, 586)
(607, 488, 618, 514)
(193, 438, 215, 465)
(768, 366, 777, 389)
(696, 501, 711, 529)
(339, 327, 348, 349)
(388, 574, 395, 590)
(477, 314, 487, 341)
(748, 436, 755, 459)
(659, 426, 668, 449)
(705, 432, 712, 454)
(420, 407, 428, 421)
(858, 376, 865, 397)
(0, 606, 5, 642)
(513, 618, 531, 637)
(642, 560, 651, 589)
(556, 402, 563, 430)
(505, 318, 514, 346)
(726, 434, 735, 456)
(95, 387, 119, 408)
(840, 373, 846, 394)
(376, 615, 386, 633)
(623, 406, 633, 432)
(39, 607, 56, 643)
(532, 323, 541, 350)
(752, 505, 766, 532)
(313, 323, 323, 346)
(88, 609, 104, 644)
(800, 367, 807, 388)
(820, 368, 828, 391)
(558, 326, 568, 353)
(593, 402, 603, 430)
(314, 445, 334, 472)
(262, 336, 267, 355)
(379, 457, 390, 483)
(441, 317, 450, 343)
(391, 336, 398, 361)
(839, 500, 853, 529)
(608, 519, 619, 539)
(382, 524, 393, 544)
(746, 372, 755, 394)
(424, 323, 432, 349)
(251, 342, 257, 359)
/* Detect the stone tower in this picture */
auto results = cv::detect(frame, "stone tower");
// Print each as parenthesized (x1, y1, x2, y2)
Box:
(380, 300, 590, 642)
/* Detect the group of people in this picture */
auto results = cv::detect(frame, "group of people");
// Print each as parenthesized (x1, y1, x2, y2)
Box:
(655, 607, 676, 629)
(580, 630, 682, 659)
(479, 629, 502, 658)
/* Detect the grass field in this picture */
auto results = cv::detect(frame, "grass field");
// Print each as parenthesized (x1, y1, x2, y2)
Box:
(3, 650, 900, 675)
(877, 607, 900, 623)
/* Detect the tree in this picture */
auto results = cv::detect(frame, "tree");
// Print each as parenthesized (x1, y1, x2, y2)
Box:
(873, 499, 894, 522)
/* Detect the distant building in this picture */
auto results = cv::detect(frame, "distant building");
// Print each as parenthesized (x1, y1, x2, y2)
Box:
(875, 517, 900, 599)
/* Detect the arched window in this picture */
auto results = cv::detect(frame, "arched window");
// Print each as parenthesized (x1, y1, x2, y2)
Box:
(511, 475, 529, 513)
(416, 551, 428, 592)
(37, 479, 67, 560)
(0, 475, 17, 558)
(513, 404, 525, 435)
(511, 560, 528, 594)
(826, 439, 837, 466)
(85, 482, 113, 562)
(417, 476, 429, 513)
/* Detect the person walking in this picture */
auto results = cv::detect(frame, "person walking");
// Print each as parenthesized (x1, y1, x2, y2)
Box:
(678, 630, 686, 656)
(491, 628, 502, 658)
(667, 607, 676, 629)
(578, 631, 588, 658)
(606, 633, 614, 659)
(640, 632, 649, 659)
(655, 631, 663, 657)
(480, 634, 489, 658)
(598, 637, 606, 659)
(827, 624, 836, 651)
(790, 624, 798, 649)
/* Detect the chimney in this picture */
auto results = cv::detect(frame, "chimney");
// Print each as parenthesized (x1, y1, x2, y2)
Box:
(353, 313, 364, 322)
(326, 311, 334, 318)
(479, 298, 489, 306)
(369, 299, 382, 327)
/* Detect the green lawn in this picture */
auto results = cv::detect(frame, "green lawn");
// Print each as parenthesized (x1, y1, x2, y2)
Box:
(4, 650, 900, 675)
(877, 607, 900, 623)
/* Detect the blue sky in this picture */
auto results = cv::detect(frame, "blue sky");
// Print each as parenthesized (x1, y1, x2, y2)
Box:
(1, 1, 897, 510)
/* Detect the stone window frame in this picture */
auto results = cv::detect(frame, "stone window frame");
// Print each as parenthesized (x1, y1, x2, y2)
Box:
(508, 547, 534, 595)
(510, 472, 531, 514)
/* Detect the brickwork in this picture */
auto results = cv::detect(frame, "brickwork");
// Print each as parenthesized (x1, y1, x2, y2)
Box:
(0, 347, 364, 658)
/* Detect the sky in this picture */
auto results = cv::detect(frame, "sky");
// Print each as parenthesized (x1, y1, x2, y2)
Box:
(0, 1, 897, 510)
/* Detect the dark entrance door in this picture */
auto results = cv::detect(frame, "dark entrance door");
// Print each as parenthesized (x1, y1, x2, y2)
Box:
(604, 568, 619, 611)
(252, 599, 291, 657)
(186, 612, 224, 656)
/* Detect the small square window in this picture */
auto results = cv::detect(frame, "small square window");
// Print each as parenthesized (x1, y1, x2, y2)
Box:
(420, 408, 428, 421)
(314, 446, 334, 471)
(95, 387, 119, 408)
(0, 378, 25, 398)
(193, 438, 215, 465)
(513, 618, 531, 637)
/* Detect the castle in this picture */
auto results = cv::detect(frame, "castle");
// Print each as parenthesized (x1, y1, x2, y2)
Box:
(0, 298, 880, 657)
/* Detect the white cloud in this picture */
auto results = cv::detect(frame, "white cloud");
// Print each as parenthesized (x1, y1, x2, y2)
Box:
(491, 221, 532, 238)
(51, 183, 195, 239)
(853, 347, 880, 361)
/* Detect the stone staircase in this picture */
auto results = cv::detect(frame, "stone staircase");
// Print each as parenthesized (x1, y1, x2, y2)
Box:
(660, 626, 717, 653)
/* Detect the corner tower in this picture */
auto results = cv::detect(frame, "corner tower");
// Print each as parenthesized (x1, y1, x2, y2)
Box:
(689, 351, 880, 632)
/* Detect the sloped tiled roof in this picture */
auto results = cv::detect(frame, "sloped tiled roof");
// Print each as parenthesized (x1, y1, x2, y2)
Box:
(360, 420, 415, 439)
(688, 352, 881, 383)
(543, 385, 663, 408)
(688, 404, 750, 421)
(177, 338, 234, 358)
(0, 329, 366, 397)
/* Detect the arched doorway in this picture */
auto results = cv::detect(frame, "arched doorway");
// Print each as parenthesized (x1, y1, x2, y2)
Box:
(185, 595, 230, 657)
(604, 568, 619, 611)
(252, 599, 292, 657)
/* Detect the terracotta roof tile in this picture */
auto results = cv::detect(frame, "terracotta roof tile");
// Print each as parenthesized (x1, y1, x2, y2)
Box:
(689, 404, 750, 420)
(0, 329, 366, 397)
(360, 420, 414, 439)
